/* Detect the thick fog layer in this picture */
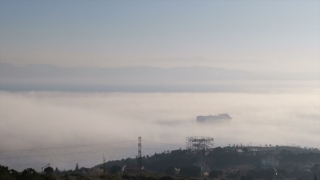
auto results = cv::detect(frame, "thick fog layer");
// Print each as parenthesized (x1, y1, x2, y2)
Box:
(1, 91, 319, 152)
(0, 90, 319, 171)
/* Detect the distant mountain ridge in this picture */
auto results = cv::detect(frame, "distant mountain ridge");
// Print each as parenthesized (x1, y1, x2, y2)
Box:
(0, 62, 256, 81)
(0, 62, 318, 92)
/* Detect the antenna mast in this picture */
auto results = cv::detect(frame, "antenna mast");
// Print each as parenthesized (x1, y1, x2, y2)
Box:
(138, 137, 142, 170)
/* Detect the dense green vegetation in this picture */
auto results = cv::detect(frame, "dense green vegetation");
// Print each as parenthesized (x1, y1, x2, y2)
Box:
(0, 165, 196, 180)
(1, 146, 319, 179)
(96, 146, 320, 179)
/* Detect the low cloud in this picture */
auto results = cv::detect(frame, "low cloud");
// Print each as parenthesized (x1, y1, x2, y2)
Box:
(0, 91, 319, 149)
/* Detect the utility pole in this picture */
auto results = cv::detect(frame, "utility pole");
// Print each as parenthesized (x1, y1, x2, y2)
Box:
(138, 137, 142, 172)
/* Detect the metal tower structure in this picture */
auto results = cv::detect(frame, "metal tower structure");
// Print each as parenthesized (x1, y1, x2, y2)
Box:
(186, 136, 214, 152)
(138, 137, 142, 170)
(186, 136, 214, 176)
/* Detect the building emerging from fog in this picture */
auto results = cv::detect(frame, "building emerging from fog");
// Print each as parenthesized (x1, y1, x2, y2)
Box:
(196, 114, 232, 123)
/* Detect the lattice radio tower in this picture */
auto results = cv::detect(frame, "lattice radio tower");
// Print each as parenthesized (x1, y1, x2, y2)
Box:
(186, 136, 214, 152)
(138, 137, 142, 170)
(186, 136, 214, 177)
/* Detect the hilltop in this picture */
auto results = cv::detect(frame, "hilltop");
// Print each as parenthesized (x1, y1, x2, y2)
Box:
(91, 145, 320, 179)
(1, 145, 319, 180)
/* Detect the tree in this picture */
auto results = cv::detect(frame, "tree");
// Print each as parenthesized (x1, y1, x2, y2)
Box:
(109, 165, 122, 174)
(44, 166, 54, 175)
(164, 166, 175, 176)
(55, 167, 60, 174)
(75, 163, 79, 172)
(18, 168, 41, 180)
(241, 175, 253, 180)
(311, 164, 319, 173)
(0, 165, 17, 180)
(213, 147, 225, 154)
(180, 166, 201, 177)
(159, 176, 174, 180)
(209, 170, 223, 178)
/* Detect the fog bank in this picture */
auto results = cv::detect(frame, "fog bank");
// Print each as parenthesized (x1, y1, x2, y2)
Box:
(0, 91, 319, 152)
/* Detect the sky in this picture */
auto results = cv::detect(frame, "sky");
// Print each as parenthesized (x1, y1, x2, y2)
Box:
(0, 0, 319, 73)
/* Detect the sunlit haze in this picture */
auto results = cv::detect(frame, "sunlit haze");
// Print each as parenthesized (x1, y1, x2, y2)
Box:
(0, 0, 319, 177)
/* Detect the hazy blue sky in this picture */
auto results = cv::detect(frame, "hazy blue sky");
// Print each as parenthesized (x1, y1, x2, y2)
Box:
(0, 0, 319, 72)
